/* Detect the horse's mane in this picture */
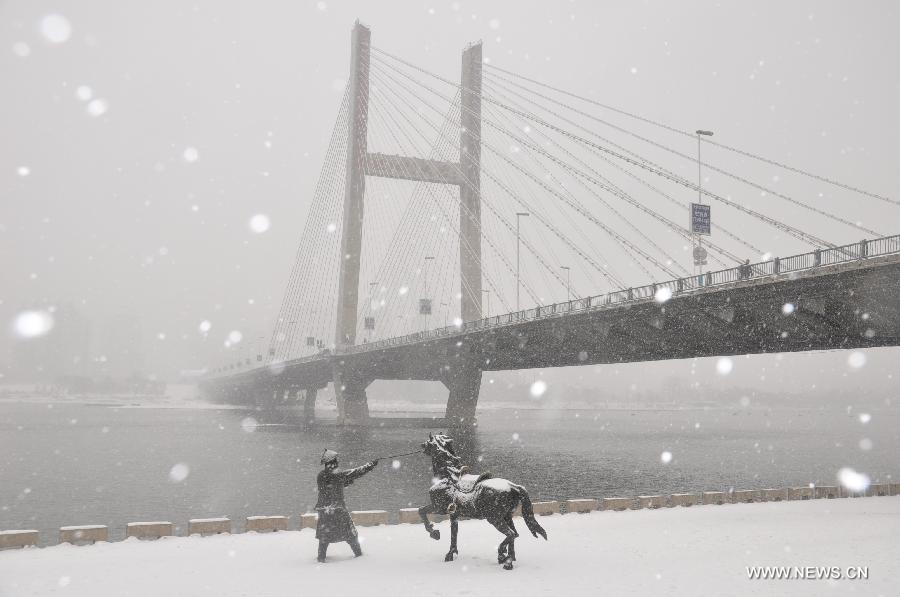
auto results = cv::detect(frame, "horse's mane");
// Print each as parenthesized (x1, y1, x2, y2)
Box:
(428, 434, 462, 478)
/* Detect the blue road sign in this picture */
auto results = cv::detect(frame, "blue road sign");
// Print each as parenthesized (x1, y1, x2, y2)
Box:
(690, 203, 711, 235)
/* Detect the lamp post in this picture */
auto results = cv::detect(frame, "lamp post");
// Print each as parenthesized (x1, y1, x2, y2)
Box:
(286, 320, 297, 357)
(516, 212, 530, 311)
(695, 129, 714, 275)
(367, 281, 378, 341)
(482, 289, 491, 318)
(560, 266, 571, 302)
(423, 256, 434, 331)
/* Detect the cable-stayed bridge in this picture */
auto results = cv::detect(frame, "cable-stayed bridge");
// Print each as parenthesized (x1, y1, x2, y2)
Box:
(200, 22, 900, 426)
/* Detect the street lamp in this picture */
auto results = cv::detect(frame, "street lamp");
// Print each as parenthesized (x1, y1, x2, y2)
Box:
(482, 289, 491, 318)
(422, 256, 434, 331)
(695, 130, 714, 275)
(516, 212, 530, 311)
(695, 130, 714, 205)
(560, 265, 571, 302)
(366, 281, 378, 341)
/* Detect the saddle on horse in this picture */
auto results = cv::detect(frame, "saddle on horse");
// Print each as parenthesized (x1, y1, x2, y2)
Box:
(456, 471, 493, 493)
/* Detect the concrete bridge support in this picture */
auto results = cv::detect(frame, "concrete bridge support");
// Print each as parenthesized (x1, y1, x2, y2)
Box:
(332, 365, 371, 426)
(442, 345, 483, 427)
(444, 365, 482, 427)
(303, 388, 318, 425)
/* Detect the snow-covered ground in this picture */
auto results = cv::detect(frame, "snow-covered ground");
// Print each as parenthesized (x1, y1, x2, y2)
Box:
(2, 497, 897, 596)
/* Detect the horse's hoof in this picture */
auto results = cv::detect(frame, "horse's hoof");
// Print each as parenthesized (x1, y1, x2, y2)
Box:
(444, 552, 455, 562)
(430, 530, 441, 540)
(503, 561, 514, 571)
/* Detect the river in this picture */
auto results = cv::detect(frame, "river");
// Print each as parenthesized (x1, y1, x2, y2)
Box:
(1, 399, 896, 545)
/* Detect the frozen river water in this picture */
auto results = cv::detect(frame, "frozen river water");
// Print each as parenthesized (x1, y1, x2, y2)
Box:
(1, 400, 896, 544)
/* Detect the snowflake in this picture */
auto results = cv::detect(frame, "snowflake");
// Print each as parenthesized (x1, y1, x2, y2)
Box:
(40, 14, 72, 44)
(529, 380, 547, 398)
(716, 357, 733, 375)
(248, 214, 270, 233)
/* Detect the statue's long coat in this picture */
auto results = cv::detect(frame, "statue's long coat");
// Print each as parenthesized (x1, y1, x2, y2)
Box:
(315, 462, 375, 543)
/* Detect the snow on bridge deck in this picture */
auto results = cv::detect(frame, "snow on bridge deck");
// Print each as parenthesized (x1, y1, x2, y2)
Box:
(1, 497, 897, 597)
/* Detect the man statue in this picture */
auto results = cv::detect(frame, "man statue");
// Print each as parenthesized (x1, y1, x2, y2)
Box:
(315, 449, 379, 562)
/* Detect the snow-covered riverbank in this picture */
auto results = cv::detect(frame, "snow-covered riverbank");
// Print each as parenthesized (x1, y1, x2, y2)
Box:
(2, 497, 897, 597)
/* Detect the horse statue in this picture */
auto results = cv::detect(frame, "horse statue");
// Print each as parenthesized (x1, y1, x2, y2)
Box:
(416, 433, 548, 570)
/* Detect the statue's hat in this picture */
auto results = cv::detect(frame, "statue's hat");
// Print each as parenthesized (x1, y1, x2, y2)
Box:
(320, 449, 339, 464)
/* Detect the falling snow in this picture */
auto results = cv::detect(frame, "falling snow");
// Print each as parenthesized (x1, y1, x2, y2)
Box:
(847, 352, 866, 369)
(3, 6, 899, 593)
(529, 379, 547, 398)
(86, 99, 109, 117)
(75, 85, 93, 101)
(654, 287, 672, 303)
(837, 467, 870, 493)
(39, 14, 72, 44)
(715, 357, 733, 375)
(13, 310, 55, 338)
(12, 42, 31, 57)
(248, 214, 270, 233)
(168, 463, 190, 483)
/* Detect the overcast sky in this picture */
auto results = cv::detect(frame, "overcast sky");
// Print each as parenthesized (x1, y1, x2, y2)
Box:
(2, 1, 898, 387)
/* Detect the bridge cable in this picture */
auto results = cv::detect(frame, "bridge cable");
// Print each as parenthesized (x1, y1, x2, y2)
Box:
(482, 86, 703, 273)
(484, 70, 883, 238)
(367, 68, 540, 319)
(483, 63, 898, 208)
(267, 86, 350, 362)
(368, 61, 556, 304)
(371, 56, 633, 289)
(482, 80, 733, 268)
(372, 57, 680, 281)
(483, 77, 762, 258)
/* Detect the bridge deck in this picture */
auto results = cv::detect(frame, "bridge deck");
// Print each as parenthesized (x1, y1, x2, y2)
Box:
(205, 235, 900, 394)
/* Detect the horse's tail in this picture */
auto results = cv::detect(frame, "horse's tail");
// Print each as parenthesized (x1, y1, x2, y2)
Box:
(514, 484, 548, 541)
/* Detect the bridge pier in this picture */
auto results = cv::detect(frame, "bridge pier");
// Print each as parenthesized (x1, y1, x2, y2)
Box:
(332, 365, 371, 426)
(303, 387, 318, 425)
(442, 350, 483, 427)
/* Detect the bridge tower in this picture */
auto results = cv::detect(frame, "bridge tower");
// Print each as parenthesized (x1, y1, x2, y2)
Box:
(332, 22, 484, 425)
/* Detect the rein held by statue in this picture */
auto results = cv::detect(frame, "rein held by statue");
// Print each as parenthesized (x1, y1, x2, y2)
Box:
(376, 449, 424, 461)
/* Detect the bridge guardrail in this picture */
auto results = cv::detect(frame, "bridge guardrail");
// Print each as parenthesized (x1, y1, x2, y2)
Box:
(209, 234, 900, 373)
(331, 234, 900, 357)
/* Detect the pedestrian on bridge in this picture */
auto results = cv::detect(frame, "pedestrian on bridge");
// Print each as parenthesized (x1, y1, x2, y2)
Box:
(315, 449, 379, 562)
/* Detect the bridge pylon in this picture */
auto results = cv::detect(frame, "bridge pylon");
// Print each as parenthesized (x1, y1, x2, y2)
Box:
(332, 21, 484, 425)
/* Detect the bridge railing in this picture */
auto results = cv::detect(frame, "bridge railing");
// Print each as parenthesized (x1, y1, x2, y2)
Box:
(868, 235, 900, 257)
(333, 233, 900, 357)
